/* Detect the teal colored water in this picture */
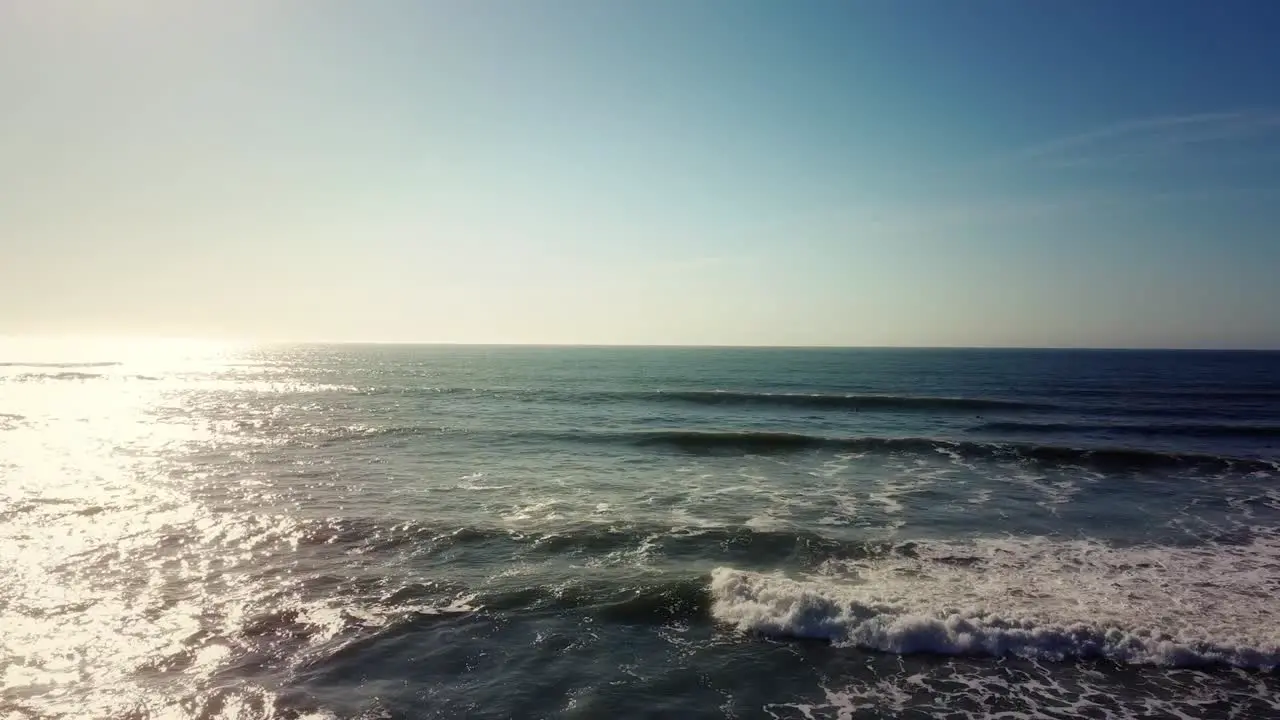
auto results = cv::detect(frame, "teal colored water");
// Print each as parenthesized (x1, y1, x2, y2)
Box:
(2, 344, 1279, 719)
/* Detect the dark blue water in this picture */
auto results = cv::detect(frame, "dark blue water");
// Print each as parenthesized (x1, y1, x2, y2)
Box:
(3, 344, 1278, 719)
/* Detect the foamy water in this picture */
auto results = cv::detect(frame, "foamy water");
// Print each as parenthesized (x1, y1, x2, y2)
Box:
(2, 342, 1278, 719)
(712, 531, 1280, 668)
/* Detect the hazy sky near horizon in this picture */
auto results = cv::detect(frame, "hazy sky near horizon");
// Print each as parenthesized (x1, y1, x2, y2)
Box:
(3, 2, 1280, 348)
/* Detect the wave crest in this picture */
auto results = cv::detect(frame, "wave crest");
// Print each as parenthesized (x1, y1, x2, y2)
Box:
(637, 390, 1044, 412)
(710, 532, 1280, 669)
(976, 420, 1280, 439)
(354, 386, 1047, 413)
(623, 430, 1278, 472)
(293, 516, 911, 568)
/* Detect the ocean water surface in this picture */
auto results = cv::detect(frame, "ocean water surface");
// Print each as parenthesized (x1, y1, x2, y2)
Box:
(2, 342, 1279, 719)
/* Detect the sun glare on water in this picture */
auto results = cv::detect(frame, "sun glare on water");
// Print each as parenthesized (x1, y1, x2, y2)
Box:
(0, 336, 307, 718)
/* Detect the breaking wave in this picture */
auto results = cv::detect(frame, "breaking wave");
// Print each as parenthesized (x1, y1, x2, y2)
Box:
(269, 517, 1280, 670)
(709, 532, 1280, 669)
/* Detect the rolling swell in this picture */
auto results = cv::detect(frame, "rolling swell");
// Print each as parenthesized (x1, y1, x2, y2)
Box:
(241, 420, 1279, 474)
(237, 423, 467, 448)
(1053, 387, 1280, 400)
(353, 386, 1048, 412)
(628, 390, 1046, 412)
(476, 576, 712, 625)
(975, 420, 1280, 439)
(293, 516, 913, 567)
(617, 430, 1279, 472)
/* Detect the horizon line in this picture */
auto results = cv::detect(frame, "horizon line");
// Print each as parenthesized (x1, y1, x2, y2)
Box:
(3, 335, 1277, 352)
(275, 341, 1280, 352)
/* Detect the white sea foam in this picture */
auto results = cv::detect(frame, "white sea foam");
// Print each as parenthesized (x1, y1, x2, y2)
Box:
(710, 531, 1280, 669)
(764, 664, 1280, 720)
(968, 488, 994, 505)
(456, 481, 513, 491)
(862, 462, 948, 516)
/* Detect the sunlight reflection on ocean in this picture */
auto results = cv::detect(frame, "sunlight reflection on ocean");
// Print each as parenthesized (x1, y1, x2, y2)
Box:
(0, 340, 324, 719)
(3, 340, 1279, 719)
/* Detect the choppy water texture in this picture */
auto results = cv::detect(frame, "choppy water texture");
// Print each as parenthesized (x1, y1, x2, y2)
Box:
(2, 342, 1279, 719)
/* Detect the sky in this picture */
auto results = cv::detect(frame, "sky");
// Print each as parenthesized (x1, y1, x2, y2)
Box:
(3, 1, 1280, 348)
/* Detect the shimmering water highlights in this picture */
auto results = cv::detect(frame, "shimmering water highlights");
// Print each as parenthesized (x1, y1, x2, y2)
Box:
(2, 342, 1278, 719)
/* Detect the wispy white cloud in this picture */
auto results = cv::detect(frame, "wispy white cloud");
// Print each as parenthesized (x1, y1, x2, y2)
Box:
(1018, 110, 1280, 168)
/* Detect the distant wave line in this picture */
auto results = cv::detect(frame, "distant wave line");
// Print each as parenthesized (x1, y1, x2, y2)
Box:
(605, 430, 1279, 473)
(626, 390, 1047, 412)
(358, 386, 1051, 412)
(1052, 387, 1280, 399)
(258, 424, 1279, 473)
(975, 420, 1280, 439)
(0, 361, 122, 368)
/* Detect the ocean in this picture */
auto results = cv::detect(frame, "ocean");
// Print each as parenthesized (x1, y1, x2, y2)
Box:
(2, 343, 1279, 719)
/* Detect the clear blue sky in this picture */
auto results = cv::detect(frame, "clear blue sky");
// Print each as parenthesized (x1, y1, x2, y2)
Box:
(3, 1, 1279, 347)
